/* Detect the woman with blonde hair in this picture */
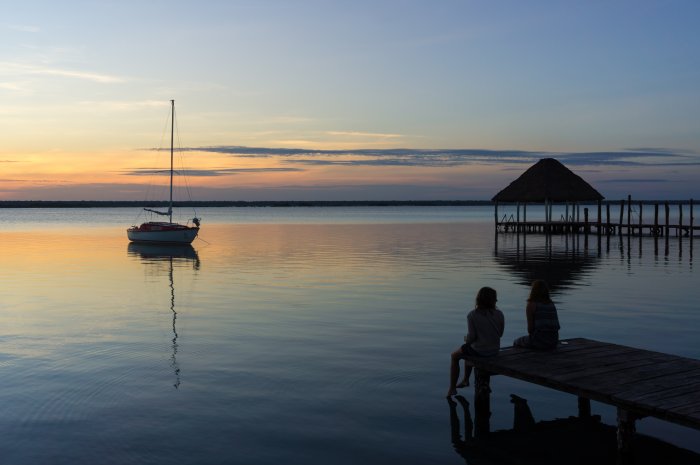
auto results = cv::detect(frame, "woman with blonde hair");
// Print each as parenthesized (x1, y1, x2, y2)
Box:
(513, 280, 560, 350)
(447, 286, 505, 397)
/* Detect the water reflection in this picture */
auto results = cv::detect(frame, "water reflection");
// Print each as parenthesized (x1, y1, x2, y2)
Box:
(447, 392, 700, 465)
(127, 243, 200, 388)
(494, 231, 694, 295)
(127, 243, 201, 267)
(494, 233, 601, 293)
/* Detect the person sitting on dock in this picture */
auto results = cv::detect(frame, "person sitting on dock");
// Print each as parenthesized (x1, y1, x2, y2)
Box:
(447, 287, 505, 397)
(513, 280, 560, 350)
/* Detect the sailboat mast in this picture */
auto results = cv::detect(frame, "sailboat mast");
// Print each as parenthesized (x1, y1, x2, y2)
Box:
(169, 99, 174, 223)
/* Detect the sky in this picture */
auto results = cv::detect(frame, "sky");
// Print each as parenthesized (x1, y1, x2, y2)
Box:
(2, 0, 700, 201)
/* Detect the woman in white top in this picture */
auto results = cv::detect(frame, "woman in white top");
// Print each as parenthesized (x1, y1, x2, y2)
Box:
(447, 287, 505, 397)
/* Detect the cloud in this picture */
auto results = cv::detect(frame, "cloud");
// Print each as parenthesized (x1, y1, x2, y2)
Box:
(121, 167, 303, 177)
(0, 62, 124, 83)
(7, 24, 40, 33)
(177, 146, 700, 168)
(78, 100, 167, 111)
(0, 82, 28, 93)
(326, 131, 404, 139)
(598, 178, 670, 183)
(0, 178, 71, 183)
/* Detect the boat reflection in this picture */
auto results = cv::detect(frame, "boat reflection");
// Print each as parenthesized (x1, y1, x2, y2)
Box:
(127, 243, 200, 388)
(127, 242, 201, 269)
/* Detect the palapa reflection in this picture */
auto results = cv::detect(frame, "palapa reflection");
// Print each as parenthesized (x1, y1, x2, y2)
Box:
(495, 230, 692, 293)
(494, 233, 601, 293)
(127, 243, 200, 388)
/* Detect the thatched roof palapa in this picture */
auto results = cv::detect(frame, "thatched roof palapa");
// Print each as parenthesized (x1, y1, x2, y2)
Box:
(492, 158, 604, 203)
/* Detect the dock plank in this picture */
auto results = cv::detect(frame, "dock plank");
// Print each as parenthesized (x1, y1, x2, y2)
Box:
(465, 338, 700, 430)
(611, 371, 700, 400)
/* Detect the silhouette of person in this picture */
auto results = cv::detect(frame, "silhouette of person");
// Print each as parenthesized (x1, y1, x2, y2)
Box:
(447, 287, 505, 397)
(513, 280, 560, 350)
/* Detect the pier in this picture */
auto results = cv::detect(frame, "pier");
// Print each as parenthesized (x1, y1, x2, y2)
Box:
(463, 338, 700, 463)
(495, 197, 696, 237)
(491, 158, 696, 238)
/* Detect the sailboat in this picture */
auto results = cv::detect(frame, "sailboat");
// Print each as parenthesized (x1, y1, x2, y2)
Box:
(127, 100, 200, 244)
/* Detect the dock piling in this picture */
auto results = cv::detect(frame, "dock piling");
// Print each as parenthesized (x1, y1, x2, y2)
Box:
(619, 200, 625, 236)
(493, 198, 697, 237)
(617, 408, 637, 465)
(578, 397, 591, 419)
(654, 204, 659, 236)
(627, 195, 632, 237)
(474, 368, 491, 438)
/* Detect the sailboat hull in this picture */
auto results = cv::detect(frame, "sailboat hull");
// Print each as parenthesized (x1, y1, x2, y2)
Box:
(127, 222, 199, 244)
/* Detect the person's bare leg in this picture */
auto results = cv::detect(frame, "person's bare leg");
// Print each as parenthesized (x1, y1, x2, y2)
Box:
(457, 361, 472, 388)
(447, 349, 462, 397)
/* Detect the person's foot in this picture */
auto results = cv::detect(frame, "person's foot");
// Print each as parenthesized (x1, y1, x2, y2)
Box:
(446, 388, 457, 397)
(456, 380, 470, 388)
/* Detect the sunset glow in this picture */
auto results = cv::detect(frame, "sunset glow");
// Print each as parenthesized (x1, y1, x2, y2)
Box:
(2, 1, 700, 200)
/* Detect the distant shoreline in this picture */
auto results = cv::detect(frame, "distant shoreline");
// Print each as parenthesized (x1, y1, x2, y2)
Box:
(0, 200, 494, 208)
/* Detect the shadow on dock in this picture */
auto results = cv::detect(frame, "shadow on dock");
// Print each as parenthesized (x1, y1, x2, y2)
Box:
(447, 394, 700, 465)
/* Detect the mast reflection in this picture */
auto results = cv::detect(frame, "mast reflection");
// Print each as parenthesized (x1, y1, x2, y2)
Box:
(127, 243, 200, 388)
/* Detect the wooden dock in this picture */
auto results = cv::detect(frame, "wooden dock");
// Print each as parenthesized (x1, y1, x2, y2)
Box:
(464, 338, 700, 462)
(495, 197, 696, 237)
(496, 220, 700, 237)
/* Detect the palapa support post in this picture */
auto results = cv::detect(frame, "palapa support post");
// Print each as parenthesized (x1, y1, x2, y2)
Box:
(638, 202, 643, 236)
(473, 368, 491, 438)
(619, 199, 625, 236)
(584, 207, 589, 234)
(616, 408, 637, 465)
(606, 203, 611, 234)
(494, 201, 498, 230)
(597, 200, 602, 236)
(665, 202, 670, 237)
(679, 203, 684, 237)
(576, 202, 580, 224)
(577, 396, 591, 419)
(627, 194, 632, 237)
(690, 198, 694, 236)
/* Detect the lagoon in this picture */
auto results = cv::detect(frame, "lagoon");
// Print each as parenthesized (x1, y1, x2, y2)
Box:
(0, 206, 697, 464)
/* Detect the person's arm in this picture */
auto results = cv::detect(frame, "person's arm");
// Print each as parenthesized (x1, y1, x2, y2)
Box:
(464, 311, 477, 345)
(526, 301, 536, 334)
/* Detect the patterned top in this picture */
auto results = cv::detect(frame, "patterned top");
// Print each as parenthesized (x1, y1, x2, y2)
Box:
(532, 302, 560, 333)
(530, 301, 560, 349)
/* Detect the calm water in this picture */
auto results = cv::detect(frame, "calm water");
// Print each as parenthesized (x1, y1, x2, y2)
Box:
(0, 206, 697, 464)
